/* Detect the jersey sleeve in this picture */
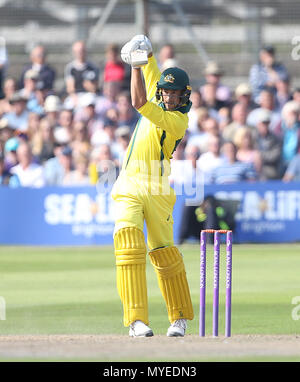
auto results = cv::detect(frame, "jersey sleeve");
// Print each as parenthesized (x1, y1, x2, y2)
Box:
(137, 100, 187, 139)
(141, 55, 161, 101)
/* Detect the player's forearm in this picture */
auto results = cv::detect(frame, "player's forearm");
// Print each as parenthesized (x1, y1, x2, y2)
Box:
(131, 67, 147, 110)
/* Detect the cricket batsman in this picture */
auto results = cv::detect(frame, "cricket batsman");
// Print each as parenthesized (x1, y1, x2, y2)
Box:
(111, 35, 194, 337)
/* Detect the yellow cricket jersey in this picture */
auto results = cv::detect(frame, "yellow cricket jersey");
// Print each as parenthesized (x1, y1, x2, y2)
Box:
(122, 55, 191, 178)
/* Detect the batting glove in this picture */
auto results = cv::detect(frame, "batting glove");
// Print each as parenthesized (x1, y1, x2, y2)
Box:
(120, 40, 141, 67)
(130, 35, 152, 56)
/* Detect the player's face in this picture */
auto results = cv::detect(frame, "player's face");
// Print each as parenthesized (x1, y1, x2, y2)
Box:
(161, 89, 182, 110)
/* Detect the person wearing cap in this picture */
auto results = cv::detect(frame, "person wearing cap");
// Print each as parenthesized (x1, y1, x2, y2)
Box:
(201, 61, 231, 104)
(249, 45, 289, 103)
(247, 88, 281, 132)
(256, 109, 282, 180)
(3, 92, 29, 132)
(90, 116, 117, 148)
(112, 35, 194, 338)
(19, 45, 56, 91)
(3, 136, 19, 172)
(234, 83, 257, 111)
(74, 92, 102, 136)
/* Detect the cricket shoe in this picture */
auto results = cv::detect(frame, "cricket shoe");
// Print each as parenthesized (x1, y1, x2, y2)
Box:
(129, 320, 154, 337)
(167, 319, 187, 337)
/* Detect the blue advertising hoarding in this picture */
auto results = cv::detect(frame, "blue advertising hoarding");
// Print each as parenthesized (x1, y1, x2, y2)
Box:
(0, 181, 300, 245)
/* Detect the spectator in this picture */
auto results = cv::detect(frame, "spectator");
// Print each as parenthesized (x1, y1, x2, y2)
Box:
(20, 69, 39, 101)
(116, 91, 138, 131)
(114, 125, 131, 166)
(3, 137, 19, 172)
(0, 37, 8, 99)
(4, 93, 29, 132)
(31, 118, 55, 163)
(188, 117, 219, 154)
(44, 143, 65, 185)
(169, 144, 202, 187)
(283, 154, 300, 182)
(70, 120, 91, 157)
(234, 83, 257, 111)
(218, 106, 231, 132)
(19, 45, 55, 91)
(27, 112, 42, 141)
(58, 146, 74, 185)
(201, 61, 231, 104)
(82, 69, 101, 95)
(0, 118, 14, 150)
(0, 152, 19, 187)
(64, 40, 99, 94)
(158, 44, 178, 71)
(75, 92, 102, 137)
(11, 141, 45, 187)
(275, 76, 292, 111)
(228, 102, 248, 138)
(62, 152, 90, 186)
(89, 143, 119, 185)
(201, 83, 226, 119)
(54, 109, 73, 145)
(95, 81, 120, 118)
(234, 127, 262, 175)
(188, 90, 205, 133)
(0, 77, 17, 116)
(277, 100, 300, 170)
(211, 141, 257, 184)
(91, 117, 118, 151)
(256, 111, 282, 180)
(247, 89, 281, 132)
(249, 45, 289, 103)
(44, 95, 61, 127)
(197, 135, 224, 183)
(292, 88, 300, 105)
(102, 43, 125, 86)
(189, 107, 209, 138)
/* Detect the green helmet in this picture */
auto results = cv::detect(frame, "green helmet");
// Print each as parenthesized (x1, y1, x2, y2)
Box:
(156, 67, 192, 108)
(157, 67, 190, 90)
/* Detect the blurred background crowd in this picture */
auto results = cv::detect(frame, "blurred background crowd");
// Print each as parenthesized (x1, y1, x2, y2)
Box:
(0, 39, 300, 188)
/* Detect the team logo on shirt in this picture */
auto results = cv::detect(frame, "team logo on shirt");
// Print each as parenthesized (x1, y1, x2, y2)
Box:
(164, 74, 175, 83)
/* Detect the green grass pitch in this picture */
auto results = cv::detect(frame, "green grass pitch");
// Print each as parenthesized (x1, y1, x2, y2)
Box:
(0, 243, 300, 361)
(0, 243, 299, 335)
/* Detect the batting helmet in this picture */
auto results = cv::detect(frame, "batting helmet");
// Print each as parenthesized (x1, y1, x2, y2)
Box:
(156, 67, 192, 108)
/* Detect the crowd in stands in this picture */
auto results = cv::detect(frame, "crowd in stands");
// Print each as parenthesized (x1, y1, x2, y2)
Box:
(0, 41, 300, 188)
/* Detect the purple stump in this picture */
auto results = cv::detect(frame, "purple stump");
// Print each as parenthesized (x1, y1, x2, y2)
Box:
(199, 231, 206, 336)
(213, 231, 220, 337)
(225, 231, 232, 337)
